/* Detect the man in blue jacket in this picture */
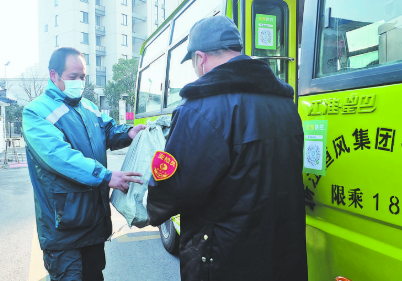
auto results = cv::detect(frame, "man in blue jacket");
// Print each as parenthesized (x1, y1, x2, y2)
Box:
(147, 16, 307, 280)
(23, 47, 145, 280)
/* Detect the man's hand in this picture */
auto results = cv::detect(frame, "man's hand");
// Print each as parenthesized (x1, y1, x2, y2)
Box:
(128, 124, 147, 139)
(109, 171, 143, 194)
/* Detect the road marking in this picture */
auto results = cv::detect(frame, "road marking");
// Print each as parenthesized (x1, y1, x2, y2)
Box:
(116, 234, 161, 243)
(28, 222, 49, 281)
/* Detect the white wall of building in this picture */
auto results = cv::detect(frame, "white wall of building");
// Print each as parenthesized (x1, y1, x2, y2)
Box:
(0, 103, 6, 153)
(103, 0, 133, 82)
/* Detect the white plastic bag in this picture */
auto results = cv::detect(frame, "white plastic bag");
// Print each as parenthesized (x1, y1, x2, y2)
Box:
(110, 115, 171, 228)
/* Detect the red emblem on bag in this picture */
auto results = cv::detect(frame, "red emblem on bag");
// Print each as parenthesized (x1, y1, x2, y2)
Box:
(151, 151, 178, 181)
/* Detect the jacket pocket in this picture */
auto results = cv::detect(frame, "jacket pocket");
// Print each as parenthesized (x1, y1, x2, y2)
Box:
(54, 189, 96, 230)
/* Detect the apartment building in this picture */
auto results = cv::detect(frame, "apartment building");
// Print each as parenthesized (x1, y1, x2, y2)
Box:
(38, 0, 182, 109)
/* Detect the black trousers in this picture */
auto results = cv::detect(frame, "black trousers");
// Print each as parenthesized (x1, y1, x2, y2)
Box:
(43, 243, 106, 281)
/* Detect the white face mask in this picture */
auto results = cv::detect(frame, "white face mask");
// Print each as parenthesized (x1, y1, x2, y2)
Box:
(60, 77, 85, 99)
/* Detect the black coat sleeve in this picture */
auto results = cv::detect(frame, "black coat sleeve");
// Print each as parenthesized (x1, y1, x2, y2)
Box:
(147, 105, 230, 226)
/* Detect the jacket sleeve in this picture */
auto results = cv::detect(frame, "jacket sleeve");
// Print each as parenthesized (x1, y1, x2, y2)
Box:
(101, 113, 133, 151)
(147, 106, 230, 226)
(23, 108, 112, 187)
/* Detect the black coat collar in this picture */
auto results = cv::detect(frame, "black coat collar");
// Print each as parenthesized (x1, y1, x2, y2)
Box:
(180, 55, 294, 100)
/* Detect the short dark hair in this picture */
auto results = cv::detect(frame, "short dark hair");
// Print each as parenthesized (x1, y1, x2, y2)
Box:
(191, 47, 242, 59)
(48, 47, 84, 76)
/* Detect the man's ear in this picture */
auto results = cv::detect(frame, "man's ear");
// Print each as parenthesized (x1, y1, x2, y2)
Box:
(49, 69, 58, 83)
(195, 51, 207, 67)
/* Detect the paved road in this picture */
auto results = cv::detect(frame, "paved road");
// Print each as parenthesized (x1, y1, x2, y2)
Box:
(0, 149, 180, 281)
(0, 164, 35, 281)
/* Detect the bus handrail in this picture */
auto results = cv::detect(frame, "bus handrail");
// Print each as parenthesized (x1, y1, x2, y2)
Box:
(251, 56, 295, 62)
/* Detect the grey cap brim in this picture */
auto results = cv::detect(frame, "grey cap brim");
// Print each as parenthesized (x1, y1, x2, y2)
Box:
(180, 51, 192, 64)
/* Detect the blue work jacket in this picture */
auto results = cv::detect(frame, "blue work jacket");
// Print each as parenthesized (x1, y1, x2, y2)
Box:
(23, 79, 132, 251)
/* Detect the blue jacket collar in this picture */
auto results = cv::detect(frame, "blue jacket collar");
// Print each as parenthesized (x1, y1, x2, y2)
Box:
(45, 79, 82, 106)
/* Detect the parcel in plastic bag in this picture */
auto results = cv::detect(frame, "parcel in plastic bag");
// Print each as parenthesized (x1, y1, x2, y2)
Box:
(110, 116, 171, 228)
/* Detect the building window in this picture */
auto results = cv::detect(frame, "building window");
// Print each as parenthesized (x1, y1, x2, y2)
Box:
(45, 24, 48, 32)
(96, 56, 102, 66)
(122, 0, 127, 5)
(122, 14, 127, 25)
(154, 1, 159, 27)
(80, 0, 89, 3)
(82, 32, 89, 44)
(83, 53, 89, 65)
(81, 11, 89, 24)
(96, 76, 106, 87)
(161, 0, 165, 21)
(55, 35, 59, 47)
(54, 0, 58, 6)
(122, 54, 128, 59)
(96, 0, 101, 5)
(96, 36, 101, 46)
(96, 15, 101, 26)
(55, 15, 58, 26)
(122, 34, 127, 46)
(85, 75, 90, 85)
(100, 96, 110, 109)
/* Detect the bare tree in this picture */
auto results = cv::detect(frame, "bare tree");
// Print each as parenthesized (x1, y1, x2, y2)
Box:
(19, 68, 47, 101)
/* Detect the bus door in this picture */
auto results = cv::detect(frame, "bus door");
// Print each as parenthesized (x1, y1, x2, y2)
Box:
(236, 0, 299, 92)
(299, 0, 402, 280)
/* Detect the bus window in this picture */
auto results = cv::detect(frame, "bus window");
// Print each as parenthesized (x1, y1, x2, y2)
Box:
(172, 0, 221, 43)
(316, 0, 402, 78)
(252, 0, 289, 82)
(166, 38, 197, 108)
(142, 27, 170, 67)
(137, 55, 166, 115)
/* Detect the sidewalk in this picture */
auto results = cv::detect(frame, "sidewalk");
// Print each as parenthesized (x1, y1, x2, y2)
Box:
(0, 145, 27, 169)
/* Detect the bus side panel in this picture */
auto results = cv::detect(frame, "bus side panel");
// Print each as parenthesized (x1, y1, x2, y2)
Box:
(300, 83, 402, 281)
(306, 217, 402, 281)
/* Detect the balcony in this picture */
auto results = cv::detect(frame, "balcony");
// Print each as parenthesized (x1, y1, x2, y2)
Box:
(95, 25, 105, 36)
(132, 12, 146, 22)
(96, 46, 106, 56)
(96, 66, 106, 76)
(132, 0, 146, 5)
(132, 32, 147, 43)
(95, 5, 105, 16)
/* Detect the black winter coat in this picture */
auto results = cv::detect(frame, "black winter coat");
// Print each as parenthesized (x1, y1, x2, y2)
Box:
(147, 55, 307, 281)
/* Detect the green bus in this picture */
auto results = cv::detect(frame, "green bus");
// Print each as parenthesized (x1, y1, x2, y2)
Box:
(134, 0, 402, 280)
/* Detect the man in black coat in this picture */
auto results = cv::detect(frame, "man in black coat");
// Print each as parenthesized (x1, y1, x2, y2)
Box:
(147, 15, 307, 281)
